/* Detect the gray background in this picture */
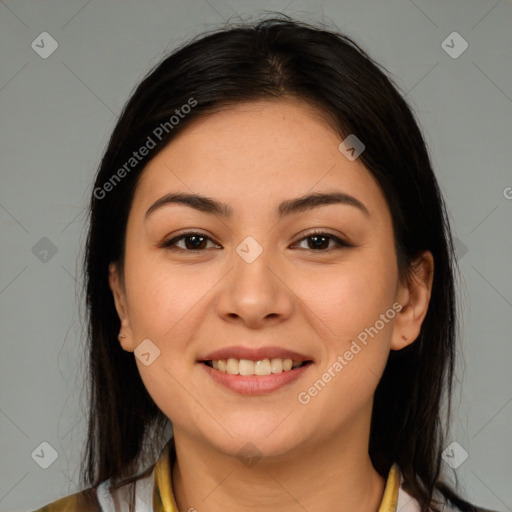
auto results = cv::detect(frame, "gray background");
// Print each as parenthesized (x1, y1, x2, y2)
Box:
(1, 1, 511, 511)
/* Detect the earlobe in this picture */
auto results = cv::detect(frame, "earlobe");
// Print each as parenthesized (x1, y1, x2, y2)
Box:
(391, 250, 434, 351)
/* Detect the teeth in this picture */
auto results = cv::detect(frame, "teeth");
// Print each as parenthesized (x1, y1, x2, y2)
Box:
(208, 357, 304, 376)
(270, 358, 282, 373)
(226, 358, 239, 375)
(239, 359, 254, 376)
(283, 359, 293, 371)
(255, 359, 271, 375)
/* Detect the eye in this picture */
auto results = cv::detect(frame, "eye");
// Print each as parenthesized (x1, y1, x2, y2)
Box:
(159, 232, 220, 251)
(159, 230, 351, 253)
(292, 230, 351, 252)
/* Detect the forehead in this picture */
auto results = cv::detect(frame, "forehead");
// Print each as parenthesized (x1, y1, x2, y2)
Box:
(132, 99, 389, 220)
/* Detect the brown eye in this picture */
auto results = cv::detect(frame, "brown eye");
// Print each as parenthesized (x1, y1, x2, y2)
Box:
(160, 230, 350, 253)
(292, 231, 350, 251)
(160, 233, 220, 251)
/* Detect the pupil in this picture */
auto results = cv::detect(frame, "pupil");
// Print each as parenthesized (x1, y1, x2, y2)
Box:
(186, 235, 205, 250)
(309, 235, 328, 250)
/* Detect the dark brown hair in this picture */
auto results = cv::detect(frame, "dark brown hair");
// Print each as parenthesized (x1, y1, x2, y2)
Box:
(80, 14, 493, 512)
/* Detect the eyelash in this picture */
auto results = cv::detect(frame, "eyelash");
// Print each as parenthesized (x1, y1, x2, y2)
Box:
(159, 229, 351, 253)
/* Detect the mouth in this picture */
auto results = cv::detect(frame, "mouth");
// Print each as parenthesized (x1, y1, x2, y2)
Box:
(201, 358, 313, 376)
(200, 357, 313, 395)
(198, 346, 314, 394)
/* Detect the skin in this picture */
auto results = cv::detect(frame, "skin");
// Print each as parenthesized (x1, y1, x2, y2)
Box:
(109, 98, 434, 512)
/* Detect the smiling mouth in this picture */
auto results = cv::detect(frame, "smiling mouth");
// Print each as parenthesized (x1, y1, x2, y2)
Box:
(202, 358, 312, 376)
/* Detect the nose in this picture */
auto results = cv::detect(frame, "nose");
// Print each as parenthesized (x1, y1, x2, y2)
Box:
(216, 243, 294, 329)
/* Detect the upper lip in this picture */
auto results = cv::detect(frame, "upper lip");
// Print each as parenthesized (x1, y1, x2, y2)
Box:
(200, 345, 312, 362)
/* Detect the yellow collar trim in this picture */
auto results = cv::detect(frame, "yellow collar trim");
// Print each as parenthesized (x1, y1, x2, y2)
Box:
(153, 440, 400, 512)
(153, 439, 178, 512)
(378, 463, 400, 512)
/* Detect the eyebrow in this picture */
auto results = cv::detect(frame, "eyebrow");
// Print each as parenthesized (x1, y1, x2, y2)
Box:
(144, 190, 370, 221)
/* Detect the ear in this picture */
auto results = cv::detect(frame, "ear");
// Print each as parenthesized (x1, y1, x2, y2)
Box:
(391, 250, 434, 351)
(108, 262, 135, 352)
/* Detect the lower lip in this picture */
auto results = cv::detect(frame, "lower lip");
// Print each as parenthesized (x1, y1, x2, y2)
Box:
(200, 362, 312, 395)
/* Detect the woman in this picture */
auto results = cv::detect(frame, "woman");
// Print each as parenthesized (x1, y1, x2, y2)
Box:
(31, 15, 498, 512)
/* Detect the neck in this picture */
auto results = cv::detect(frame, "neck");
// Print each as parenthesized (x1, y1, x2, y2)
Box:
(170, 411, 386, 512)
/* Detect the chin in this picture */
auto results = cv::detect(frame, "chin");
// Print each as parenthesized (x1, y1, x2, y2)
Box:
(202, 421, 307, 461)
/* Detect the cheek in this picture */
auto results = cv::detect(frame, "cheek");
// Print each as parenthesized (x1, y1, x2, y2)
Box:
(123, 249, 215, 343)
(124, 260, 212, 425)
(135, 358, 205, 435)
(295, 269, 396, 424)
(292, 248, 398, 415)
(295, 251, 398, 345)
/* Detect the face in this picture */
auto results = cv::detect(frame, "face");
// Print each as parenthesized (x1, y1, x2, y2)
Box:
(109, 98, 432, 459)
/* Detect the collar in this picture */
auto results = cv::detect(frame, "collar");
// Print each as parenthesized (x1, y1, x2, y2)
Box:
(151, 438, 401, 512)
(152, 437, 178, 511)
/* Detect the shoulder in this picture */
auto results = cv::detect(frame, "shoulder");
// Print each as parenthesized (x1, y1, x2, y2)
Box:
(29, 486, 102, 512)
(29, 449, 158, 512)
